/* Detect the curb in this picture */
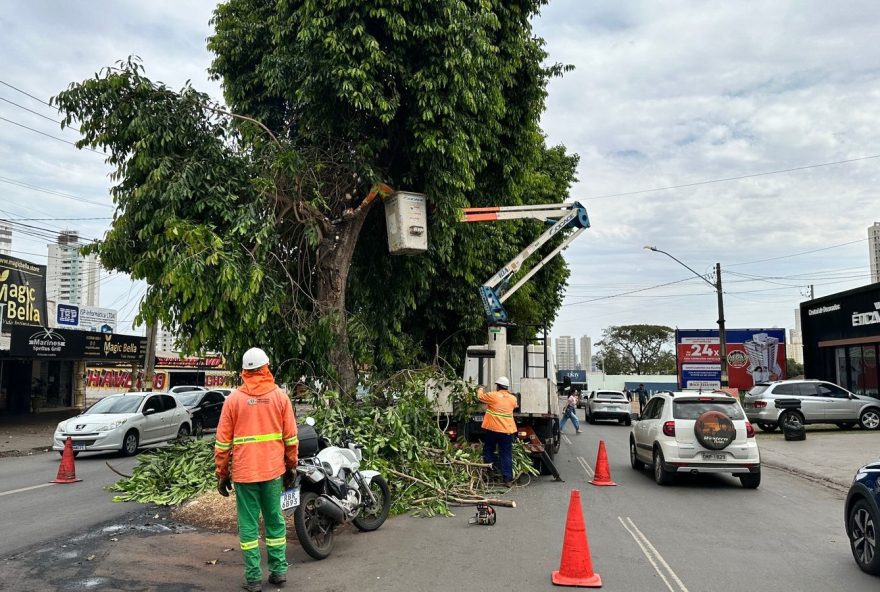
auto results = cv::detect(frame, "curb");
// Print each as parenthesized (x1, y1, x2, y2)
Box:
(762, 459, 850, 494)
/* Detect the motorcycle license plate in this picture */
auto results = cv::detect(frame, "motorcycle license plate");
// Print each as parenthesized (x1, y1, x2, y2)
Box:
(472, 414, 484, 422)
(280, 487, 300, 510)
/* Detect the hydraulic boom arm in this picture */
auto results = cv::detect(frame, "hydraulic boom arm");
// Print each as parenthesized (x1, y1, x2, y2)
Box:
(460, 202, 590, 324)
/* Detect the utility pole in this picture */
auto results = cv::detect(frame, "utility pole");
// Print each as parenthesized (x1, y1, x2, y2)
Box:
(809, 284, 814, 300)
(716, 263, 728, 388)
(143, 322, 157, 391)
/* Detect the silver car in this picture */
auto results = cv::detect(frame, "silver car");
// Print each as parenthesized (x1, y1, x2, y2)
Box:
(743, 380, 880, 432)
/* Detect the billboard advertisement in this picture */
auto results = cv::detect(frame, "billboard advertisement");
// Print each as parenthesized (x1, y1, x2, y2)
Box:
(675, 329, 787, 390)
(0, 254, 48, 330)
(56, 303, 116, 332)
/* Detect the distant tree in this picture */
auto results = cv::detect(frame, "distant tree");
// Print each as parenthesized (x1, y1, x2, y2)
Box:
(597, 325, 676, 375)
(786, 358, 804, 378)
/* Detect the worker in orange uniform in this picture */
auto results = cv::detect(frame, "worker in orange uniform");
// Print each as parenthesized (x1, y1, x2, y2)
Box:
(215, 347, 299, 592)
(477, 376, 518, 488)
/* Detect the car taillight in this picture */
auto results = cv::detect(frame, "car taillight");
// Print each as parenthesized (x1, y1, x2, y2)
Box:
(745, 422, 755, 438)
(753, 401, 767, 408)
(447, 428, 457, 440)
(663, 421, 676, 437)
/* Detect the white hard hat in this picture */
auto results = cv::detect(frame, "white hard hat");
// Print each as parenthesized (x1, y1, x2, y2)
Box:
(242, 347, 270, 370)
(495, 376, 510, 389)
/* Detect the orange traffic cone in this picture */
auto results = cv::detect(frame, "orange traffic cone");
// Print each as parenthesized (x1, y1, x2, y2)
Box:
(589, 440, 616, 487)
(552, 489, 602, 588)
(51, 437, 82, 484)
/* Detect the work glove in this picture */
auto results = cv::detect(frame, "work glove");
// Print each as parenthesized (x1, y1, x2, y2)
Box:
(217, 477, 233, 497)
(283, 469, 295, 490)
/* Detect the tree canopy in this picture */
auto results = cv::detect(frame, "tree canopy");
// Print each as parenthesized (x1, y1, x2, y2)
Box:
(597, 325, 676, 375)
(53, 0, 578, 390)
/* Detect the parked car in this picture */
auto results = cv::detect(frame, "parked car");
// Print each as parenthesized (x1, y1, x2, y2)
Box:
(53, 393, 191, 456)
(584, 390, 631, 425)
(168, 385, 206, 395)
(630, 391, 761, 488)
(845, 462, 880, 575)
(211, 388, 233, 398)
(743, 379, 880, 432)
(173, 390, 227, 435)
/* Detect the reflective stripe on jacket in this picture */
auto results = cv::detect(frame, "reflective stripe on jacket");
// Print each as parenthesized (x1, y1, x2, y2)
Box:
(214, 368, 298, 483)
(477, 388, 518, 434)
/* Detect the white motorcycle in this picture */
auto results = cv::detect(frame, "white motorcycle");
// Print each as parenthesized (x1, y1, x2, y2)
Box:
(281, 416, 391, 560)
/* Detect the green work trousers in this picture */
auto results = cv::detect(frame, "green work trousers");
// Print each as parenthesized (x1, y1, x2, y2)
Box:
(235, 477, 288, 583)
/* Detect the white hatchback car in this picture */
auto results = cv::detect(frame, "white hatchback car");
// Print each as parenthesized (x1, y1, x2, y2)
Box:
(629, 392, 761, 488)
(53, 392, 191, 456)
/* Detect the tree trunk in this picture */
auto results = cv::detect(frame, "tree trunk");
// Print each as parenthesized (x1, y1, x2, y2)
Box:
(315, 208, 371, 395)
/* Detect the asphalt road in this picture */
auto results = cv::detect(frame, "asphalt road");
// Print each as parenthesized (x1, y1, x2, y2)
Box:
(280, 421, 876, 592)
(0, 450, 140, 556)
(0, 422, 876, 591)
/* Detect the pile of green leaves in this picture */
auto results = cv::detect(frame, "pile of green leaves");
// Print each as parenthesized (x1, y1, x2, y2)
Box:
(306, 367, 538, 517)
(110, 368, 538, 514)
(109, 437, 216, 506)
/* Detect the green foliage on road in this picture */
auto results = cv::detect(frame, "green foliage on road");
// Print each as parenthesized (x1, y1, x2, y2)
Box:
(307, 368, 538, 516)
(52, 1, 578, 392)
(109, 369, 536, 514)
(597, 324, 677, 375)
(109, 438, 216, 506)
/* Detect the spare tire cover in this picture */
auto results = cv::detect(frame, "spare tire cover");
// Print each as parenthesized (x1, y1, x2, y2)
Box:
(694, 411, 736, 450)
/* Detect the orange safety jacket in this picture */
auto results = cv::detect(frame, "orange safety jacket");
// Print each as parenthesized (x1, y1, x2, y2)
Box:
(477, 388, 518, 434)
(214, 366, 298, 483)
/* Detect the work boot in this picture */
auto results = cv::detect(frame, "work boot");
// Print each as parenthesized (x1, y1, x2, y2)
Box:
(503, 480, 514, 488)
(242, 581, 262, 592)
(268, 573, 287, 586)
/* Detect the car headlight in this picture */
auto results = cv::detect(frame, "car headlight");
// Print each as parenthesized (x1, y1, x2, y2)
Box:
(96, 419, 127, 432)
(55, 423, 66, 433)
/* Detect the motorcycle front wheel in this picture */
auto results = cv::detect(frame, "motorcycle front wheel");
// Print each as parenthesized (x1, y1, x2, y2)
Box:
(353, 475, 391, 532)
(293, 491, 336, 560)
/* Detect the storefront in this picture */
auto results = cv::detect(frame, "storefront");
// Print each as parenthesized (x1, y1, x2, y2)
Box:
(801, 283, 880, 398)
(0, 326, 147, 414)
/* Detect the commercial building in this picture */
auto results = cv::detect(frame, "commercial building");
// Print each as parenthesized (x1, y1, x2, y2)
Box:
(870, 222, 880, 284)
(789, 308, 804, 365)
(0, 221, 11, 256)
(555, 336, 577, 370)
(46, 231, 100, 307)
(800, 282, 880, 398)
(156, 325, 178, 352)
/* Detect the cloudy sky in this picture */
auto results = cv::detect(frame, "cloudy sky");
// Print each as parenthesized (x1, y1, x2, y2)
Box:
(1, 1, 878, 356)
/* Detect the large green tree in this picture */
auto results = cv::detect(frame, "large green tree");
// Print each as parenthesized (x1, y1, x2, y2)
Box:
(53, 0, 578, 391)
(597, 325, 676, 375)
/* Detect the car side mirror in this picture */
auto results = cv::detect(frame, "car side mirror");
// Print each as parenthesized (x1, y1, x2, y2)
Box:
(143, 408, 157, 416)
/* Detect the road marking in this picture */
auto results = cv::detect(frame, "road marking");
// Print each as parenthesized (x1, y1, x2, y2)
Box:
(576, 455, 594, 478)
(618, 516, 689, 592)
(0, 483, 54, 498)
(562, 435, 572, 445)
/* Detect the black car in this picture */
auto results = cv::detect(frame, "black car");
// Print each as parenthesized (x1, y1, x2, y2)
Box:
(173, 390, 227, 435)
(846, 462, 880, 575)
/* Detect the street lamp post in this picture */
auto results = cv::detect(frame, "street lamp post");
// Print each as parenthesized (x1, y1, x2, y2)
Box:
(644, 246, 728, 389)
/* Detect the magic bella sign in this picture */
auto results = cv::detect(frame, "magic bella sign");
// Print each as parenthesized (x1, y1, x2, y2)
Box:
(0, 254, 47, 327)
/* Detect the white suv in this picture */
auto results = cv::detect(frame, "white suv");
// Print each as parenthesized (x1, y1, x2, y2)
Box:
(629, 392, 761, 488)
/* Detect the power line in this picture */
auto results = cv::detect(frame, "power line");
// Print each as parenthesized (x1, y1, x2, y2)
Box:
(0, 80, 53, 108)
(0, 95, 81, 132)
(0, 216, 111, 221)
(0, 115, 103, 155)
(581, 154, 880, 201)
(562, 276, 702, 306)
(725, 238, 868, 267)
(0, 176, 111, 209)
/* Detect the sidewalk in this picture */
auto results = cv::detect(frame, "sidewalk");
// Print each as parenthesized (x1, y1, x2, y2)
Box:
(757, 427, 880, 492)
(0, 410, 80, 457)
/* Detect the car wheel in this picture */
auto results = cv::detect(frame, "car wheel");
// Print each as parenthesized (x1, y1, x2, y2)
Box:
(837, 422, 855, 430)
(624, 418, 632, 426)
(849, 499, 880, 575)
(756, 422, 778, 432)
(121, 430, 139, 457)
(586, 413, 595, 424)
(653, 448, 673, 485)
(779, 410, 804, 430)
(176, 423, 192, 440)
(858, 408, 880, 431)
(630, 438, 644, 470)
(739, 470, 761, 489)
